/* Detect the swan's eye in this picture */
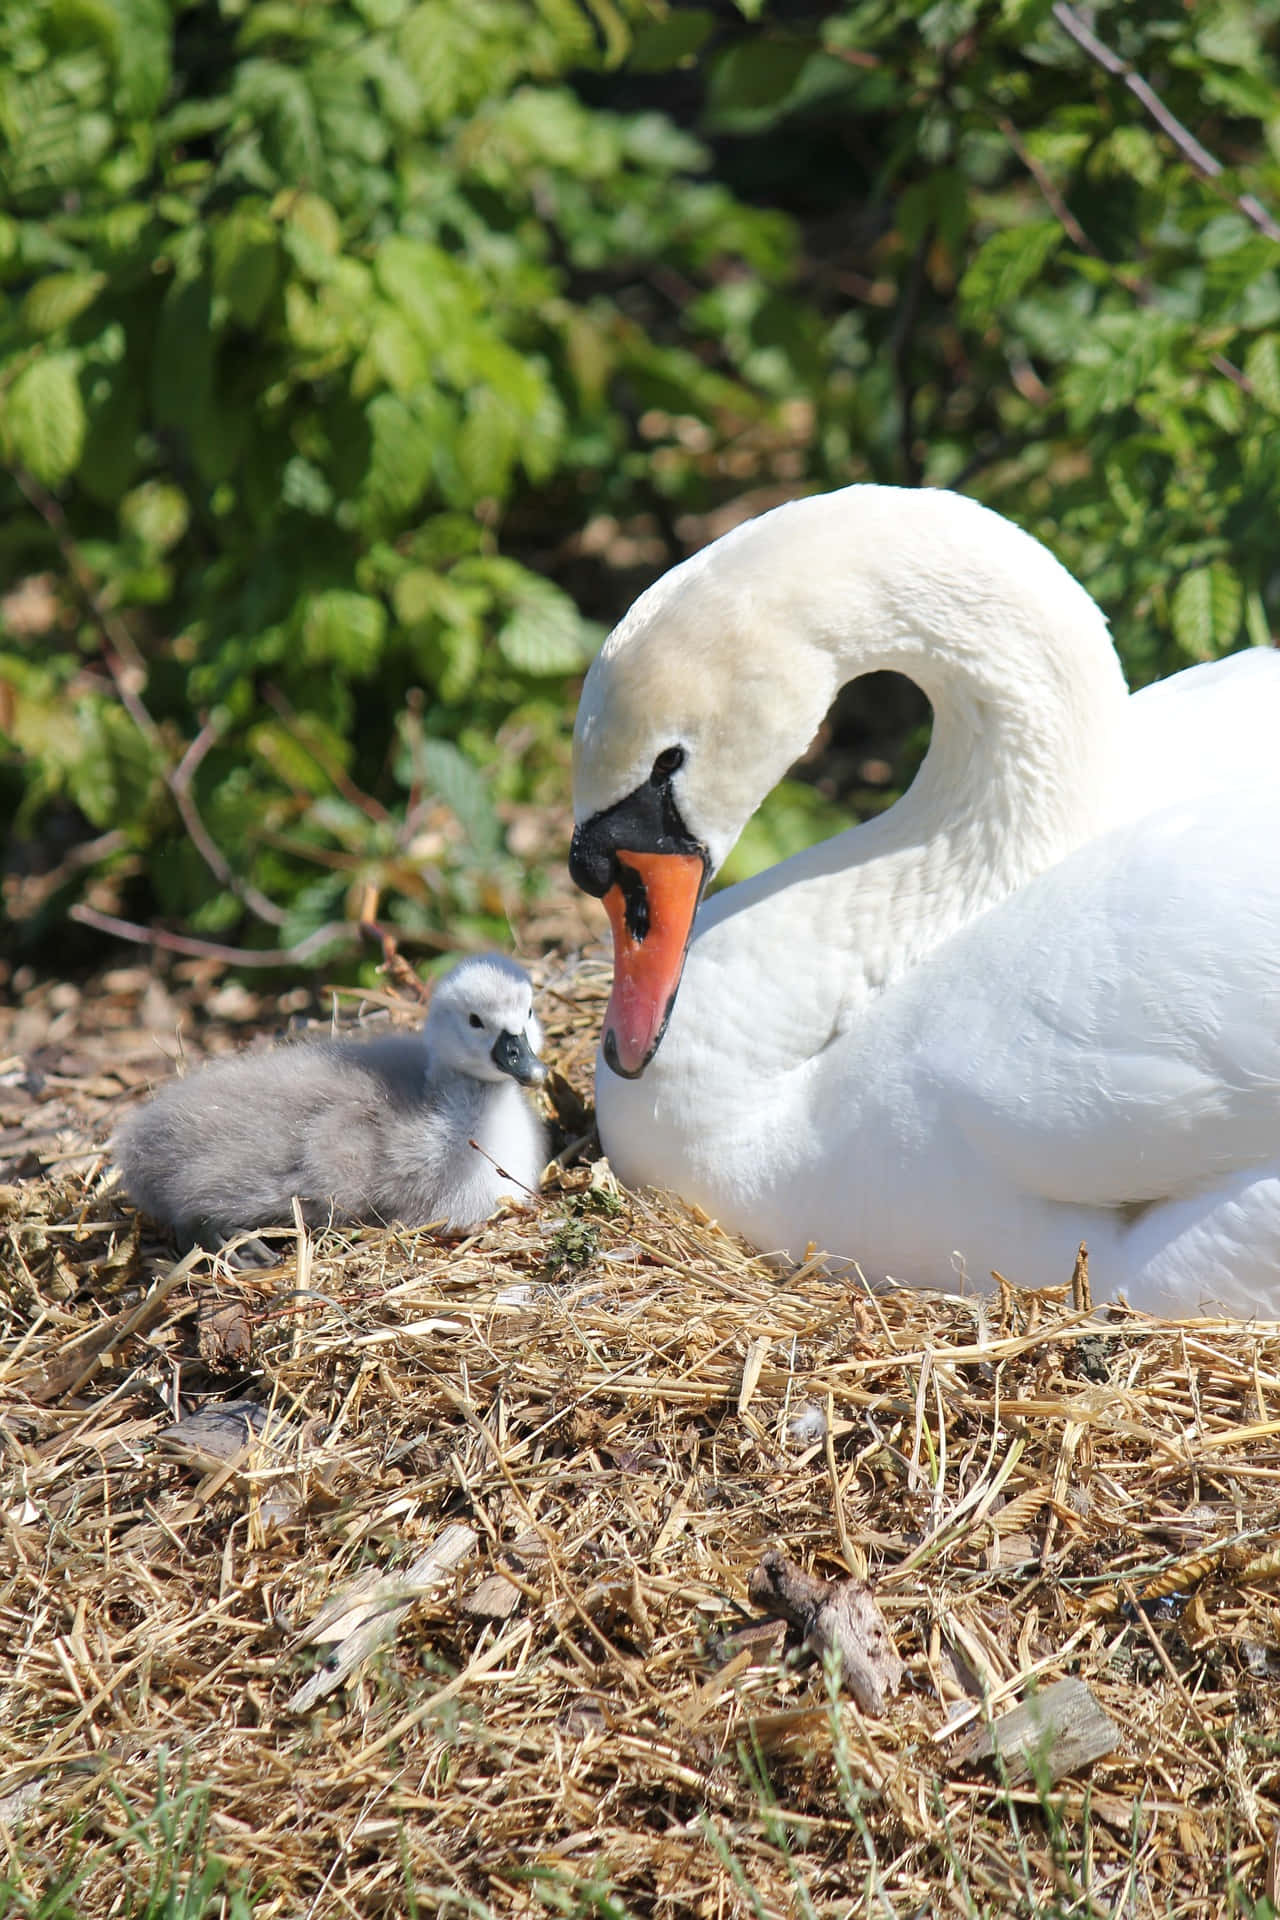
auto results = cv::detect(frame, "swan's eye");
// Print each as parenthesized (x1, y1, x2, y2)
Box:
(650, 746, 685, 783)
(469, 1013, 484, 1030)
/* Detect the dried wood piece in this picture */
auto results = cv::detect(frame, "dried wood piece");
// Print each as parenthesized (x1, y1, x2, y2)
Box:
(154, 1397, 276, 1469)
(155, 1396, 314, 1531)
(289, 1521, 479, 1712)
(197, 1297, 253, 1368)
(460, 1570, 524, 1621)
(949, 1676, 1119, 1785)
(748, 1549, 904, 1713)
(460, 1526, 548, 1621)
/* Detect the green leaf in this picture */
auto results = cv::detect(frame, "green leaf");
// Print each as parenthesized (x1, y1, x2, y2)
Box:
(1170, 563, 1243, 660)
(1244, 334, 1280, 415)
(629, 9, 714, 71)
(358, 303, 432, 395)
(1197, 212, 1254, 259)
(456, 387, 519, 500)
(3, 354, 86, 484)
(281, 456, 334, 515)
(120, 481, 190, 553)
(497, 574, 598, 675)
(233, 61, 322, 189)
(152, 275, 214, 432)
(360, 391, 438, 524)
(392, 567, 444, 627)
(959, 222, 1062, 329)
(706, 41, 851, 134)
(279, 191, 342, 275)
(78, 372, 143, 502)
(22, 272, 107, 335)
(301, 589, 387, 676)
(423, 739, 500, 856)
(114, 0, 172, 116)
(397, 731, 500, 857)
(1061, 313, 1181, 425)
(212, 206, 280, 327)
(374, 235, 472, 346)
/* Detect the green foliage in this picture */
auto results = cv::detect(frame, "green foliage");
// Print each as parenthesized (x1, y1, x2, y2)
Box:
(6, 0, 1280, 965)
(0, 0, 782, 960)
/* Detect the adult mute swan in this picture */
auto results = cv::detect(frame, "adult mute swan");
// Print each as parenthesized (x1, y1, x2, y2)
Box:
(569, 486, 1280, 1316)
(113, 955, 546, 1253)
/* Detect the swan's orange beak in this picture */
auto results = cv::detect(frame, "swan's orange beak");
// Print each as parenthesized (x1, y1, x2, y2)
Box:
(601, 850, 705, 1078)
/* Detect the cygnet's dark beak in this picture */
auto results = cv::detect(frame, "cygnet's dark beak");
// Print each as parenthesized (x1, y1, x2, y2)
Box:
(491, 1029, 547, 1086)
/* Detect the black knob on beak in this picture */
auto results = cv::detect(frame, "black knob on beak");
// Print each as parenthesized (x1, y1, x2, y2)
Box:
(491, 1029, 547, 1086)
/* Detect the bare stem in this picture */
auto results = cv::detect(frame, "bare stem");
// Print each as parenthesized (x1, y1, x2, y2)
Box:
(169, 714, 289, 926)
(70, 903, 358, 968)
(997, 113, 1255, 400)
(1052, 3, 1280, 244)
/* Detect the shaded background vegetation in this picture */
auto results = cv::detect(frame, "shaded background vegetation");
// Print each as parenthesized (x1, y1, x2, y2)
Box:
(4, 0, 1280, 978)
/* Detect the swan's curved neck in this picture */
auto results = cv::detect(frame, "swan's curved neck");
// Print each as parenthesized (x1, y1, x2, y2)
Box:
(697, 489, 1130, 1010)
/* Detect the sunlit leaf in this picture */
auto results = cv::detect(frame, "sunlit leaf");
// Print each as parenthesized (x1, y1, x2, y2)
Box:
(1170, 563, 1243, 660)
(3, 354, 86, 484)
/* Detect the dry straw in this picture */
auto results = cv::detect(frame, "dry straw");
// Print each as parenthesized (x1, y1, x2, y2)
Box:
(3, 952, 1280, 1916)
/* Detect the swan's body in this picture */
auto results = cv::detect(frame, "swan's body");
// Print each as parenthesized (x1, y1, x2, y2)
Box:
(113, 956, 546, 1250)
(569, 486, 1280, 1315)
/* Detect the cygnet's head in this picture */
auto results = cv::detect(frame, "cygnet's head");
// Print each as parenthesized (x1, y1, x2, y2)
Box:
(426, 955, 546, 1087)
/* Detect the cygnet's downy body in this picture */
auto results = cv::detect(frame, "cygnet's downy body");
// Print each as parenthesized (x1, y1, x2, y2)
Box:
(112, 956, 547, 1249)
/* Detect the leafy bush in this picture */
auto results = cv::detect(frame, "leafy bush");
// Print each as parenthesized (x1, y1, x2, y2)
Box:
(688, 0, 1280, 683)
(5, 0, 1280, 970)
(0, 0, 787, 962)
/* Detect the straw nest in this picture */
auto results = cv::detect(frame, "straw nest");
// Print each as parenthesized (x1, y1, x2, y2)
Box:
(4, 950, 1280, 1918)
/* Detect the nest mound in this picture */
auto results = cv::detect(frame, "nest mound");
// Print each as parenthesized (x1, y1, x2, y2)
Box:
(3, 953, 1280, 1917)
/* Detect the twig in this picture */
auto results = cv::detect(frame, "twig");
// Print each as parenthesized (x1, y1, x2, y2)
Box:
(10, 465, 160, 745)
(467, 1137, 539, 1199)
(358, 912, 433, 1003)
(890, 225, 933, 487)
(169, 715, 288, 926)
(69, 903, 359, 967)
(997, 114, 1254, 399)
(260, 683, 392, 827)
(1052, 2, 1280, 244)
(996, 114, 1097, 260)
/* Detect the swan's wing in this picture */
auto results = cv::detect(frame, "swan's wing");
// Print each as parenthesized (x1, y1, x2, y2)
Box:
(914, 790, 1280, 1207)
(1119, 647, 1280, 818)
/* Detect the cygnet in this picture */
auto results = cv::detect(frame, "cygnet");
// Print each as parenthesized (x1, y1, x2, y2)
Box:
(112, 955, 547, 1251)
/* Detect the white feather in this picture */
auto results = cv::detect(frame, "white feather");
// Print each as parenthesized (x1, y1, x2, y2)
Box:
(573, 484, 1280, 1314)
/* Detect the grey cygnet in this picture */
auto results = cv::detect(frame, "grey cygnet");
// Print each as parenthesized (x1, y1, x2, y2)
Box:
(112, 955, 547, 1251)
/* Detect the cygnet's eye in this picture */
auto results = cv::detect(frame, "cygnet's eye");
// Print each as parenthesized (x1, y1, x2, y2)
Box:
(650, 745, 685, 783)
(468, 1013, 484, 1030)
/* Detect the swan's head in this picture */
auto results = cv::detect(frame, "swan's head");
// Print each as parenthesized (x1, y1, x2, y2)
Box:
(427, 955, 546, 1087)
(571, 482, 1125, 1080)
(570, 513, 838, 1078)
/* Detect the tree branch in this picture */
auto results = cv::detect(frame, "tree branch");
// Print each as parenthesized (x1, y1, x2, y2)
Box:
(260, 683, 392, 827)
(69, 904, 359, 968)
(1052, 3, 1280, 244)
(10, 465, 161, 745)
(169, 715, 289, 926)
(890, 224, 933, 487)
(997, 115, 1255, 401)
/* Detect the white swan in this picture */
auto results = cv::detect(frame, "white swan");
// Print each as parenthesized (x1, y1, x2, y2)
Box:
(569, 486, 1280, 1315)
(113, 955, 546, 1254)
